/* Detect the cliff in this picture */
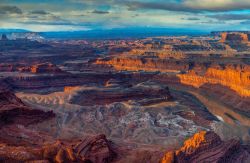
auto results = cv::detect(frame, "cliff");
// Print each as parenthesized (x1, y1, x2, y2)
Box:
(178, 65, 250, 97)
(161, 131, 250, 163)
(95, 57, 190, 72)
(20, 63, 64, 74)
(220, 32, 249, 43)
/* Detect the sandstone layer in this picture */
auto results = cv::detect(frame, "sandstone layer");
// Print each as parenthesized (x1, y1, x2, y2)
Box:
(178, 64, 250, 97)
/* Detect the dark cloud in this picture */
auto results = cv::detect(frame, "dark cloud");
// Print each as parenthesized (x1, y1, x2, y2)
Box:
(207, 14, 250, 20)
(182, 17, 200, 20)
(20, 21, 76, 26)
(30, 10, 50, 15)
(124, 1, 250, 13)
(91, 10, 109, 14)
(0, 5, 22, 14)
(125, 1, 200, 13)
(240, 20, 250, 24)
(200, 20, 225, 24)
(132, 14, 139, 18)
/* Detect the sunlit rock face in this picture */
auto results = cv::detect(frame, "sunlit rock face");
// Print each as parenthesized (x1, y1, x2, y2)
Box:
(161, 131, 250, 163)
(96, 56, 250, 97)
(178, 64, 250, 97)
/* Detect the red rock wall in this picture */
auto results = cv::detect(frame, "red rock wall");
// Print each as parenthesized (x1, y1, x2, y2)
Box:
(178, 65, 250, 97)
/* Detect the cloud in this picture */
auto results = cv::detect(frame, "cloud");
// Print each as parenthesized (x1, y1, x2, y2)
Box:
(125, 1, 200, 13)
(182, 17, 200, 20)
(207, 14, 250, 20)
(20, 20, 76, 26)
(125, 0, 250, 13)
(91, 10, 109, 14)
(184, 0, 250, 11)
(30, 10, 50, 15)
(240, 20, 250, 24)
(0, 5, 22, 14)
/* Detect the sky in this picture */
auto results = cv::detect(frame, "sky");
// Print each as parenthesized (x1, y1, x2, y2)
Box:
(1, 0, 250, 31)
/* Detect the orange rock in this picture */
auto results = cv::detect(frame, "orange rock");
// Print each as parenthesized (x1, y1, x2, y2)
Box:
(161, 131, 250, 163)
(161, 151, 175, 163)
(178, 65, 250, 97)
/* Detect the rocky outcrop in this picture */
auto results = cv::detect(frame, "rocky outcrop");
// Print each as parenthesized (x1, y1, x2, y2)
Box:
(0, 91, 55, 126)
(161, 131, 250, 163)
(0, 134, 116, 163)
(74, 134, 116, 163)
(19, 63, 64, 74)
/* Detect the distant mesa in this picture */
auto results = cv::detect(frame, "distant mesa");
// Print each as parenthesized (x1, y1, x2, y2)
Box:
(18, 63, 65, 74)
(220, 32, 249, 43)
(30, 63, 63, 74)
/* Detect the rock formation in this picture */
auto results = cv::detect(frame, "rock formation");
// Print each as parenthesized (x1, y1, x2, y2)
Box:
(69, 82, 173, 106)
(161, 131, 250, 163)
(95, 57, 189, 72)
(178, 64, 250, 97)
(0, 88, 116, 163)
(220, 32, 249, 43)
(0, 134, 116, 163)
(0, 63, 64, 74)
(20, 63, 64, 74)
(0, 91, 55, 126)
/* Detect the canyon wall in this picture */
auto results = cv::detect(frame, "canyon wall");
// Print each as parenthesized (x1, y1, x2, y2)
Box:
(95, 57, 190, 72)
(96, 57, 250, 97)
(178, 65, 250, 97)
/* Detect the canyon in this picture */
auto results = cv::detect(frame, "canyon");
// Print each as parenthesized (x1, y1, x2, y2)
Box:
(0, 31, 250, 162)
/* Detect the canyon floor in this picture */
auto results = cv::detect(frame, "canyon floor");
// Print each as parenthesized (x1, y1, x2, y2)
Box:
(0, 32, 250, 162)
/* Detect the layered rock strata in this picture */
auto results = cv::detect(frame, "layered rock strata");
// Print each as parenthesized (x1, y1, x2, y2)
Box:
(178, 65, 250, 97)
(220, 32, 249, 43)
(0, 134, 116, 163)
(161, 131, 250, 163)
